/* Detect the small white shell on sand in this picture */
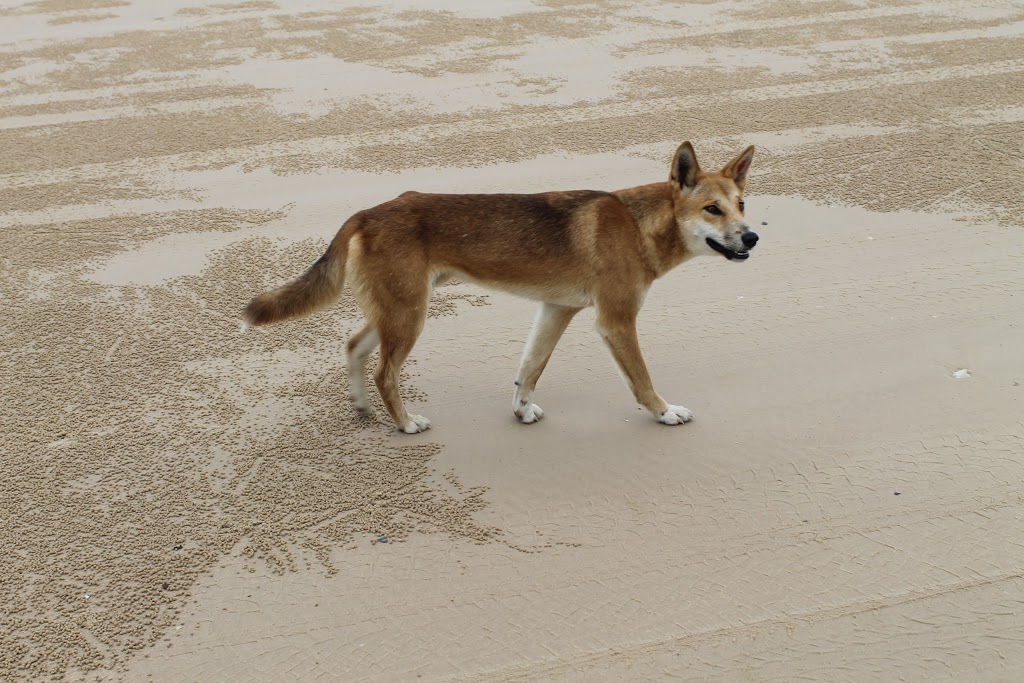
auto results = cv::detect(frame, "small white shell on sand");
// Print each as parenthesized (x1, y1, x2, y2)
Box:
(953, 369, 971, 379)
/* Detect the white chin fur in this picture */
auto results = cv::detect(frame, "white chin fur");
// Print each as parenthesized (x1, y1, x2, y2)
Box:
(688, 223, 720, 255)
(689, 237, 719, 257)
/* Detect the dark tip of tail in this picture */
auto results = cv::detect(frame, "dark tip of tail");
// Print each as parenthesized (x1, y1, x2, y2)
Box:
(240, 296, 277, 328)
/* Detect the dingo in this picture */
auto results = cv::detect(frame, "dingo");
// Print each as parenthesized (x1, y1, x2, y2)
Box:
(242, 142, 759, 433)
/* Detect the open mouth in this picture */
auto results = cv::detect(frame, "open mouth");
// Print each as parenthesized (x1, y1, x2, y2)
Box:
(706, 237, 750, 261)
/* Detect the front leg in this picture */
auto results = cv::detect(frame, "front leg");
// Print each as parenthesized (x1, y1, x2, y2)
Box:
(512, 303, 580, 423)
(595, 307, 694, 425)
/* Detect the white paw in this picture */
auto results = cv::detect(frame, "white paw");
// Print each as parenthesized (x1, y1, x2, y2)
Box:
(514, 402, 544, 424)
(351, 398, 371, 417)
(658, 404, 694, 425)
(400, 415, 432, 434)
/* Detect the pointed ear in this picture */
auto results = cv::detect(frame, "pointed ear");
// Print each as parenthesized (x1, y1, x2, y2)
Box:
(669, 141, 701, 190)
(722, 145, 755, 189)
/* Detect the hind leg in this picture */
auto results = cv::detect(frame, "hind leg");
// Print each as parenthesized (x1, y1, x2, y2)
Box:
(346, 324, 380, 416)
(372, 290, 431, 434)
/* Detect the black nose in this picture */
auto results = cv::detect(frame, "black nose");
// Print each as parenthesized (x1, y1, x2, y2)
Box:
(741, 231, 759, 248)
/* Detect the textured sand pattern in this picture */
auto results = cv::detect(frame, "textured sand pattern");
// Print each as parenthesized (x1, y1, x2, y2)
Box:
(2, 0, 1024, 680)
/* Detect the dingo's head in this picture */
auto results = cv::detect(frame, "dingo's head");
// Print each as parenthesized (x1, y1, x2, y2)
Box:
(669, 142, 758, 262)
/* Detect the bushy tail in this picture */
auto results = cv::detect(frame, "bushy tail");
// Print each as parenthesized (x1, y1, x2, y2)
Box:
(240, 223, 353, 330)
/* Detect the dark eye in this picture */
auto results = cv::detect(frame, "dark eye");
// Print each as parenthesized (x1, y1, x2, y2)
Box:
(704, 205, 722, 216)
(738, 201, 745, 212)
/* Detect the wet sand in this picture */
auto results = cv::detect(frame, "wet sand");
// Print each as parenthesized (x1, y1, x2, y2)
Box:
(2, 1, 1023, 681)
